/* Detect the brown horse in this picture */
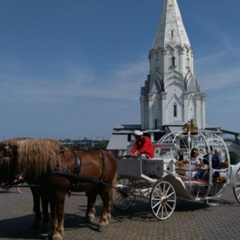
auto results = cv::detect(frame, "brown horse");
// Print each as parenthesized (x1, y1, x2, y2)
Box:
(0, 138, 53, 231)
(5, 138, 117, 240)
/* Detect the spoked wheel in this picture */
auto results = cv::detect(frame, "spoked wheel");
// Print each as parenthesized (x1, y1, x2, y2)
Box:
(113, 177, 136, 211)
(150, 180, 176, 220)
(233, 165, 240, 203)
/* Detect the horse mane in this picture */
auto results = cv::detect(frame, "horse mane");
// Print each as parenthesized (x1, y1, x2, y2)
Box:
(0, 137, 30, 145)
(15, 138, 62, 178)
(70, 145, 91, 152)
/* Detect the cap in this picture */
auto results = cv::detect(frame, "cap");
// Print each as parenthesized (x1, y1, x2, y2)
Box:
(134, 130, 143, 136)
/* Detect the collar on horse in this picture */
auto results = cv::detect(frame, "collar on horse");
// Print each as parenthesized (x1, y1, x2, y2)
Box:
(56, 145, 81, 175)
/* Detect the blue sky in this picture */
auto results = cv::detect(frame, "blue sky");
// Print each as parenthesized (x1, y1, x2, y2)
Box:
(0, 0, 240, 140)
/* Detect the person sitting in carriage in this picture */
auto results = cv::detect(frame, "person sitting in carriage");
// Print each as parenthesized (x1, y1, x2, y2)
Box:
(204, 146, 221, 177)
(190, 148, 202, 165)
(195, 145, 221, 180)
(184, 148, 203, 179)
(127, 130, 154, 159)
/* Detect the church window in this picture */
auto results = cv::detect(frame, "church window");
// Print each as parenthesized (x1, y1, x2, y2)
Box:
(171, 30, 174, 38)
(173, 103, 177, 117)
(172, 56, 175, 66)
(154, 119, 158, 129)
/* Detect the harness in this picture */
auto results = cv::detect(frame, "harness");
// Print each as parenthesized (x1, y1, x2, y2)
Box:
(1, 145, 111, 194)
(52, 148, 106, 197)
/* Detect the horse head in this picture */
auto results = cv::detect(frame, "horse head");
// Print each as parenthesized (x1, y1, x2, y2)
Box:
(0, 141, 19, 184)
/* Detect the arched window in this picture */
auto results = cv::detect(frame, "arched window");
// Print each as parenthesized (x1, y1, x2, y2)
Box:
(172, 56, 175, 66)
(173, 103, 177, 117)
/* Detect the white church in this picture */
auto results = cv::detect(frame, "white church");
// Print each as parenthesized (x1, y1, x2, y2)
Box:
(107, 0, 240, 162)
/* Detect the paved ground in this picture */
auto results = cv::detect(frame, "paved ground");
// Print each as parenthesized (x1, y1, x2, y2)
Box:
(0, 185, 240, 240)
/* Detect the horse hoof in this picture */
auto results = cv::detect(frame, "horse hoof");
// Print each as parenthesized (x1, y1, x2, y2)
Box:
(98, 220, 108, 232)
(86, 214, 95, 223)
(52, 232, 63, 240)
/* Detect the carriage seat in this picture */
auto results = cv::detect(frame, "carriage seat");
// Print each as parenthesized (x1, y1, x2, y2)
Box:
(153, 143, 176, 158)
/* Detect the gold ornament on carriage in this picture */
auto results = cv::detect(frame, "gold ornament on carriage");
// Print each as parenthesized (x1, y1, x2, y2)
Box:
(182, 119, 198, 135)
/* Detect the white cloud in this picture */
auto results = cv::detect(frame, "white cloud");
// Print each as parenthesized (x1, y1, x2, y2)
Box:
(0, 57, 149, 103)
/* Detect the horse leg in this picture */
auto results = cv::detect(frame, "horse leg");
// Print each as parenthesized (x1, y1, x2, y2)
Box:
(48, 190, 65, 240)
(98, 187, 112, 229)
(30, 187, 42, 230)
(85, 190, 97, 223)
(98, 172, 118, 229)
(40, 188, 49, 233)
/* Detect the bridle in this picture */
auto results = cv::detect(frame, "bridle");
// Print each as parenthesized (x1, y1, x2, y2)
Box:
(0, 145, 23, 187)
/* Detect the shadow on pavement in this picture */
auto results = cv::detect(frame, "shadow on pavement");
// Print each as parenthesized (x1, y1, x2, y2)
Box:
(0, 212, 102, 239)
(111, 196, 235, 222)
(0, 214, 46, 239)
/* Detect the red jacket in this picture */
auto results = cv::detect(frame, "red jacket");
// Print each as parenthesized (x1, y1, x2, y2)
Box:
(131, 136, 154, 158)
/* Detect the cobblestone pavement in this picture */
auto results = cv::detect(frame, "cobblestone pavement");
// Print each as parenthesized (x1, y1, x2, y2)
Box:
(0, 185, 240, 240)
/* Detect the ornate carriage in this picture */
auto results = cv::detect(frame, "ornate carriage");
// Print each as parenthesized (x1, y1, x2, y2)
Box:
(114, 120, 240, 220)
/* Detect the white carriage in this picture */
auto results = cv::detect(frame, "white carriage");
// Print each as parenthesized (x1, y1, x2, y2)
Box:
(114, 122, 240, 220)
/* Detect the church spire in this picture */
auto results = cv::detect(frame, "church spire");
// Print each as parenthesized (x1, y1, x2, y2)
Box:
(140, 0, 206, 133)
(152, 0, 190, 50)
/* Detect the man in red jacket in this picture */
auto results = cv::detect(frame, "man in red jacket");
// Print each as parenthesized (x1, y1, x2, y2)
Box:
(127, 130, 154, 159)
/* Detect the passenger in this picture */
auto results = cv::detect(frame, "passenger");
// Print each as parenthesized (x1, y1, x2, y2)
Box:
(190, 148, 202, 165)
(203, 146, 221, 178)
(127, 130, 154, 159)
(185, 148, 202, 179)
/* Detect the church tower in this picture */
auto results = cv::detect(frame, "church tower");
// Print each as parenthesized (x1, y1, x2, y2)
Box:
(140, 0, 206, 134)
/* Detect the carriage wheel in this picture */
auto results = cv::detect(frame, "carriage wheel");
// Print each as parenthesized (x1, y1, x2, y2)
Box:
(233, 166, 240, 203)
(150, 180, 176, 220)
(113, 177, 136, 211)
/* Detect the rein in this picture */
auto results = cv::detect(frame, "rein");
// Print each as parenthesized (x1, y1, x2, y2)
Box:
(51, 171, 102, 184)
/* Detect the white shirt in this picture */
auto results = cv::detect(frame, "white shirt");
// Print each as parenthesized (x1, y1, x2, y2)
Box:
(190, 157, 201, 165)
